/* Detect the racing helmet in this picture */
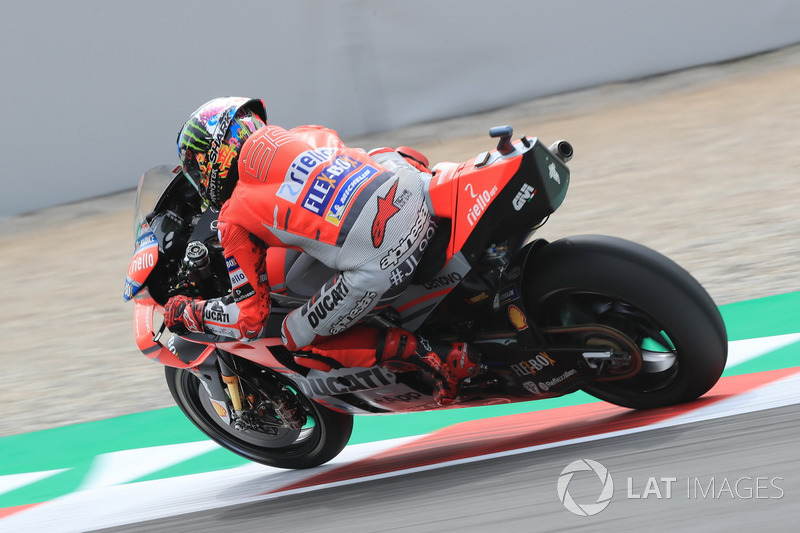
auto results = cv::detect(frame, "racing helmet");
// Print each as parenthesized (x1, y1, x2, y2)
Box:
(177, 97, 267, 209)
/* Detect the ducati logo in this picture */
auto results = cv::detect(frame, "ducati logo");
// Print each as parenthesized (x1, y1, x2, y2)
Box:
(371, 180, 400, 248)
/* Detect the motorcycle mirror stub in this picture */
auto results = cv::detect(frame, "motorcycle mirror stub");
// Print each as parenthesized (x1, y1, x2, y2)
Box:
(489, 125, 515, 155)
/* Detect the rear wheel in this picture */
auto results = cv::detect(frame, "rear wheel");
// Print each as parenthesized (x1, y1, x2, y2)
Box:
(524, 235, 727, 409)
(166, 366, 353, 469)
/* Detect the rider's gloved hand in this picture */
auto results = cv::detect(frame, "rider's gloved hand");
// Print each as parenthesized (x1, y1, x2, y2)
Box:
(164, 295, 205, 334)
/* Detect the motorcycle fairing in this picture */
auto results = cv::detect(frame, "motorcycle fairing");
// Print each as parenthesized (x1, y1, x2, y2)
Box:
(289, 366, 429, 412)
(425, 137, 569, 262)
(391, 251, 473, 331)
(132, 291, 218, 368)
(476, 340, 585, 398)
(459, 138, 570, 261)
(123, 226, 159, 301)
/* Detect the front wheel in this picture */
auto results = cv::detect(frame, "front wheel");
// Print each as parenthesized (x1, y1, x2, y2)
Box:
(523, 235, 727, 409)
(166, 366, 353, 469)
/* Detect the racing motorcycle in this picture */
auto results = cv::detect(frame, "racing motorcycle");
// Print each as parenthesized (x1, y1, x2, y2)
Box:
(124, 126, 727, 469)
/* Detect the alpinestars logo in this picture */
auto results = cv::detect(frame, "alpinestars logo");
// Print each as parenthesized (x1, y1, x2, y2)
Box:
(513, 183, 536, 210)
(371, 181, 400, 248)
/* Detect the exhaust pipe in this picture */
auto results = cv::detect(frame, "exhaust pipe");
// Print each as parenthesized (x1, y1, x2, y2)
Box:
(549, 140, 573, 163)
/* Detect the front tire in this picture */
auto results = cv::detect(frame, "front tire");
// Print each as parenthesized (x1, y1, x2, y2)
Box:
(523, 235, 727, 409)
(166, 366, 353, 469)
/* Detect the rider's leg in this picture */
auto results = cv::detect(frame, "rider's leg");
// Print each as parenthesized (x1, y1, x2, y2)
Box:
(378, 327, 482, 405)
(293, 325, 481, 405)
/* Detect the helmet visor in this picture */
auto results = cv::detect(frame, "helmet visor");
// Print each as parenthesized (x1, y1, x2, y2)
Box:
(180, 147, 205, 194)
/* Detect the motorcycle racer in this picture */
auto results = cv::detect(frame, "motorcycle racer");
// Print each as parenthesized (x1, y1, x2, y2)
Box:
(165, 97, 480, 405)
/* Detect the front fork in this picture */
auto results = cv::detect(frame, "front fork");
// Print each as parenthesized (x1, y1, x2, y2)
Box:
(189, 354, 234, 424)
(218, 356, 244, 412)
(170, 334, 247, 422)
(189, 347, 307, 431)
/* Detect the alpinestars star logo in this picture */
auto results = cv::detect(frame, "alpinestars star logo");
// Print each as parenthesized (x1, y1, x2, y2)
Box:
(371, 181, 400, 248)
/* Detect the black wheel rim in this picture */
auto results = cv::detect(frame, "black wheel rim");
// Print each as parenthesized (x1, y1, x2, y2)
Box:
(175, 369, 325, 457)
(537, 291, 682, 395)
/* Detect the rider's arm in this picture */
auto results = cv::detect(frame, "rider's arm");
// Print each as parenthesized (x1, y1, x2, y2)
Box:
(207, 220, 272, 340)
(164, 221, 272, 340)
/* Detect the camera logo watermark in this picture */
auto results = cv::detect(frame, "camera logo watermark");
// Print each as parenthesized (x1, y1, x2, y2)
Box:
(557, 459, 614, 516)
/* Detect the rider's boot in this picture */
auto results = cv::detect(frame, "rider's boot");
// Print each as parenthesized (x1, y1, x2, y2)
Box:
(378, 328, 482, 405)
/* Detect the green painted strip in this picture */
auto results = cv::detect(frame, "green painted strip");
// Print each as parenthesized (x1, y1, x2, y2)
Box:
(723, 342, 800, 377)
(0, 408, 205, 476)
(717, 291, 800, 377)
(0, 463, 95, 510)
(131, 447, 249, 484)
(719, 291, 800, 341)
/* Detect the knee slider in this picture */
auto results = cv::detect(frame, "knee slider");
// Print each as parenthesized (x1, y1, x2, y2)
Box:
(376, 327, 418, 363)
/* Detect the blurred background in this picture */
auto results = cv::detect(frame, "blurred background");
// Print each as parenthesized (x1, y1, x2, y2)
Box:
(2, 0, 799, 216)
(1, 0, 799, 435)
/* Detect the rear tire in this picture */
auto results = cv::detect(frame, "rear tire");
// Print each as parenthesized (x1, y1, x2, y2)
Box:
(523, 235, 727, 409)
(166, 366, 353, 469)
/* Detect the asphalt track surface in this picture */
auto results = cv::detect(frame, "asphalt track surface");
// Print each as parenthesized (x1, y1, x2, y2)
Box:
(98, 405, 799, 533)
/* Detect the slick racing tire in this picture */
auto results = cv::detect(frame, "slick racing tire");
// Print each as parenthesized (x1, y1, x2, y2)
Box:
(523, 235, 728, 409)
(166, 366, 353, 469)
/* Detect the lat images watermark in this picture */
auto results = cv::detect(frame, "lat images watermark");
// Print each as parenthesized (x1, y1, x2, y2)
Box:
(557, 459, 785, 516)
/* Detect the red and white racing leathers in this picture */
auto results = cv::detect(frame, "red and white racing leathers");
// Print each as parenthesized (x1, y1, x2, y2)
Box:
(192, 124, 434, 353)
